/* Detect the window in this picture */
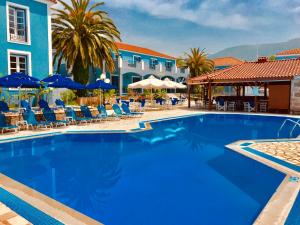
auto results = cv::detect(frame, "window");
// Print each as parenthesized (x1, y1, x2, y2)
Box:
(165, 61, 173, 71)
(132, 76, 141, 83)
(7, 3, 30, 43)
(9, 54, 28, 74)
(180, 68, 185, 73)
(150, 58, 158, 70)
(133, 55, 141, 63)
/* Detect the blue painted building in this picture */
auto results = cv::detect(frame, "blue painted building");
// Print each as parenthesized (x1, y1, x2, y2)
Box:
(55, 42, 189, 95)
(0, 0, 55, 79)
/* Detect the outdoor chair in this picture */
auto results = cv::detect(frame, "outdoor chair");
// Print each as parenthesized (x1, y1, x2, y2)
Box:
(227, 101, 236, 111)
(38, 99, 51, 111)
(66, 108, 91, 124)
(259, 102, 268, 112)
(23, 110, 52, 129)
(80, 105, 102, 122)
(121, 103, 143, 117)
(243, 102, 255, 112)
(216, 99, 226, 111)
(0, 113, 18, 134)
(42, 109, 68, 127)
(139, 99, 146, 112)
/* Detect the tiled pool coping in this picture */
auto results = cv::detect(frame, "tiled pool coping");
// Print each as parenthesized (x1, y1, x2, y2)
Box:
(0, 112, 299, 224)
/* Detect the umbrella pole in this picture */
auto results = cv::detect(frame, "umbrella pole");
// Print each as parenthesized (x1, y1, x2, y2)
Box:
(18, 86, 21, 111)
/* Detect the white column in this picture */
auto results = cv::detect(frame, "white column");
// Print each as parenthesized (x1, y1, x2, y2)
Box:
(119, 73, 123, 96)
(119, 57, 123, 68)
(159, 63, 163, 72)
(175, 65, 178, 74)
(142, 60, 145, 70)
(47, 5, 53, 75)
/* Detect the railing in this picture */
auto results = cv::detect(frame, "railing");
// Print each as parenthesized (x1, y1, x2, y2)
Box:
(277, 119, 300, 138)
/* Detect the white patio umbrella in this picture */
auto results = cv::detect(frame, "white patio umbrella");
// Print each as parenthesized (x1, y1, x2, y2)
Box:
(162, 78, 187, 89)
(128, 75, 165, 89)
(128, 75, 165, 105)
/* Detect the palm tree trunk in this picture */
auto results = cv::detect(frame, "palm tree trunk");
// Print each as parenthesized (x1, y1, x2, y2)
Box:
(72, 55, 89, 97)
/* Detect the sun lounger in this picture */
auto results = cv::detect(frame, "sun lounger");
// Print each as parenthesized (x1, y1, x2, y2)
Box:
(80, 106, 102, 122)
(66, 108, 91, 124)
(55, 99, 65, 109)
(0, 113, 18, 133)
(42, 109, 68, 127)
(112, 104, 135, 118)
(0, 101, 18, 113)
(97, 105, 119, 120)
(23, 110, 52, 129)
(38, 99, 51, 111)
(121, 103, 143, 117)
(20, 100, 32, 113)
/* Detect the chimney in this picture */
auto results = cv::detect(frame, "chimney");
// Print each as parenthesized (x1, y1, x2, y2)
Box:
(257, 56, 268, 63)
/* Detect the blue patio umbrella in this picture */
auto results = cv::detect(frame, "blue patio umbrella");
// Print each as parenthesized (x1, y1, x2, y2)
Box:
(0, 72, 40, 88)
(0, 72, 41, 109)
(42, 74, 85, 90)
(86, 79, 115, 90)
(86, 79, 115, 105)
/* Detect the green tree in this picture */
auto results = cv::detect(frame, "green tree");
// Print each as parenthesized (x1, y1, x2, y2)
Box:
(177, 48, 214, 78)
(52, 0, 121, 96)
(269, 55, 276, 61)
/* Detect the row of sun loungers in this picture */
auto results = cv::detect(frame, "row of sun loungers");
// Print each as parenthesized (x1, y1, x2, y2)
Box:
(0, 102, 144, 134)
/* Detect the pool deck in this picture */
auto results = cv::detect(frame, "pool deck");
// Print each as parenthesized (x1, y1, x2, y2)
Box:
(0, 202, 31, 225)
(0, 108, 300, 225)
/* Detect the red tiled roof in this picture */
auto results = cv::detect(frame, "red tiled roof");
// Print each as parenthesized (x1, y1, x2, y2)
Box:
(276, 48, 300, 56)
(188, 58, 300, 84)
(115, 42, 175, 60)
(212, 57, 243, 67)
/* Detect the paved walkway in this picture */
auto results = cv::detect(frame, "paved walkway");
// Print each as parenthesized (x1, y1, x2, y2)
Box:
(0, 203, 31, 225)
(251, 141, 300, 166)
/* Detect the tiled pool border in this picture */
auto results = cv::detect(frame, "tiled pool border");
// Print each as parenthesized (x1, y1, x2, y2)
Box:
(0, 112, 299, 224)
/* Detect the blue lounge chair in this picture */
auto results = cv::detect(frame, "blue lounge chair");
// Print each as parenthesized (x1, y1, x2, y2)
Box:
(112, 104, 134, 118)
(80, 105, 102, 122)
(66, 108, 91, 124)
(0, 113, 18, 133)
(55, 99, 65, 109)
(20, 100, 31, 112)
(23, 110, 52, 129)
(42, 109, 68, 127)
(121, 103, 143, 117)
(38, 99, 51, 111)
(0, 101, 17, 113)
(97, 105, 119, 120)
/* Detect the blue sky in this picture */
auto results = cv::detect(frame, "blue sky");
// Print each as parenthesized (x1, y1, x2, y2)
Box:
(56, 0, 300, 57)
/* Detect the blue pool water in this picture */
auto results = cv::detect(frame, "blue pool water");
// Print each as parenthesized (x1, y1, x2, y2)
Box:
(0, 114, 299, 225)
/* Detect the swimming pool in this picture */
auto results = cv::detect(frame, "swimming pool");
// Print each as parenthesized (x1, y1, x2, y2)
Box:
(0, 114, 299, 225)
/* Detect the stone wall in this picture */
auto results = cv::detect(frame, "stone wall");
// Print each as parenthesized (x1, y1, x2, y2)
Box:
(290, 77, 300, 114)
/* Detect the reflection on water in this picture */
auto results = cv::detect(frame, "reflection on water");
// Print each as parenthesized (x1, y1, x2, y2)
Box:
(0, 114, 297, 225)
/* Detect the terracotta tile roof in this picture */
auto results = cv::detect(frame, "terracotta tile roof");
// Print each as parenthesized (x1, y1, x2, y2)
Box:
(212, 57, 243, 67)
(188, 58, 300, 84)
(276, 48, 300, 56)
(115, 42, 175, 60)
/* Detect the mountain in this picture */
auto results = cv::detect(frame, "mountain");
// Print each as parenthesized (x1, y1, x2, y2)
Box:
(210, 38, 300, 61)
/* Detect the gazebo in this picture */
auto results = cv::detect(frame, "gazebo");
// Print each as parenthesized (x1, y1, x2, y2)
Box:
(187, 57, 300, 114)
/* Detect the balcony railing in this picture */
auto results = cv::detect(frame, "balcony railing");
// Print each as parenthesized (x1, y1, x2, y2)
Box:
(9, 26, 28, 43)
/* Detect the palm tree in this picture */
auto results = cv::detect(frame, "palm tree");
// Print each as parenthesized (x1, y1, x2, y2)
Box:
(177, 48, 214, 78)
(52, 0, 121, 96)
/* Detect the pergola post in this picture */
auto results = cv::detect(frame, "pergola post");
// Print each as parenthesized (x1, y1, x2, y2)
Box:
(264, 83, 268, 97)
(254, 82, 258, 112)
(188, 85, 191, 108)
(208, 82, 212, 110)
(242, 85, 246, 96)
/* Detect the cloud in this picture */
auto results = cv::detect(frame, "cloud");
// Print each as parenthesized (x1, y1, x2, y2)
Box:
(105, 0, 253, 30)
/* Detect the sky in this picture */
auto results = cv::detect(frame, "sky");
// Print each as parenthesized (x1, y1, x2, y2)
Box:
(54, 0, 300, 57)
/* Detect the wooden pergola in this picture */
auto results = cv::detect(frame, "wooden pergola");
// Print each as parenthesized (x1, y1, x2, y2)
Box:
(187, 57, 300, 113)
